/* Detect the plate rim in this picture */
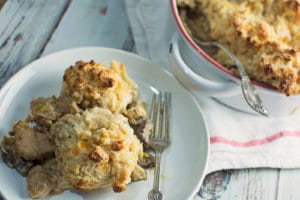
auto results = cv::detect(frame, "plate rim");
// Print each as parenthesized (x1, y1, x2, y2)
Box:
(0, 46, 210, 200)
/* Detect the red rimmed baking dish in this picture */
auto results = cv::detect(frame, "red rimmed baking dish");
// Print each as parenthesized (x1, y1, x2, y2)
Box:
(168, 0, 300, 116)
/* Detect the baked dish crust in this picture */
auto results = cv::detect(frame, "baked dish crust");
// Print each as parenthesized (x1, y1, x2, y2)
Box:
(178, 0, 300, 96)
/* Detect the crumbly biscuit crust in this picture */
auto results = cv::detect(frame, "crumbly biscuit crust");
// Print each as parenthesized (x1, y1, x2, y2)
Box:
(62, 60, 138, 110)
(178, 0, 300, 95)
(52, 107, 143, 192)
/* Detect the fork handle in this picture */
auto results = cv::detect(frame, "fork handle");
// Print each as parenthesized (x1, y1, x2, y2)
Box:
(148, 151, 163, 200)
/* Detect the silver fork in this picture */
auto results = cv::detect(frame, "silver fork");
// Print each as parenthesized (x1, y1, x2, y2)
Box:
(148, 92, 172, 200)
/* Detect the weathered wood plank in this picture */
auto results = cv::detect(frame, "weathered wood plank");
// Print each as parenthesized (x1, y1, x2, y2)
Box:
(0, 0, 69, 86)
(277, 169, 300, 200)
(211, 169, 279, 200)
(42, 0, 134, 56)
(197, 168, 300, 199)
(197, 169, 279, 200)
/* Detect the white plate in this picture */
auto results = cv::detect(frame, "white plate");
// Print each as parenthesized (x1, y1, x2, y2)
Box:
(0, 47, 209, 200)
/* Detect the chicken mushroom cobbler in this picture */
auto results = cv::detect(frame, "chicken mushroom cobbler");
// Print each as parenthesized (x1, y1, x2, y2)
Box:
(0, 60, 154, 198)
(178, 0, 300, 96)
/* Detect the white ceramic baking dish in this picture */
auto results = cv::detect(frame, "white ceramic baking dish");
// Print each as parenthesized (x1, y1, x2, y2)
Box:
(168, 0, 300, 116)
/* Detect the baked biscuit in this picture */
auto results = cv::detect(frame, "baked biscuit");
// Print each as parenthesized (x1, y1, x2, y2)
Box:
(62, 60, 138, 111)
(51, 107, 144, 192)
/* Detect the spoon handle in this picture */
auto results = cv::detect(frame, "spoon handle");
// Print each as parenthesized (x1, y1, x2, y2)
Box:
(197, 39, 270, 116)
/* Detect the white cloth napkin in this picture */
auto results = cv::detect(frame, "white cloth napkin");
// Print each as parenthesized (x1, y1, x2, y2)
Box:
(124, 0, 300, 175)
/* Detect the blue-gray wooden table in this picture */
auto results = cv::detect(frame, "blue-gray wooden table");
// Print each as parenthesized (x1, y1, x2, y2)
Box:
(0, 1, 300, 200)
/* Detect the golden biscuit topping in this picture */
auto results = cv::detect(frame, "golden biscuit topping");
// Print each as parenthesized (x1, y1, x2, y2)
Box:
(52, 107, 143, 192)
(62, 60, 138, 111)
(178, 0, 300, 95)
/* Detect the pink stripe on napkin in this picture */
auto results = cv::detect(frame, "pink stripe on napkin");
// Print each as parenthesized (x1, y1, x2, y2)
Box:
(210, 131, 300, 147)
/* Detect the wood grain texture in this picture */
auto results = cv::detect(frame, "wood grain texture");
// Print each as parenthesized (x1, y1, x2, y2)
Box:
(0, 0, 70, 86)
(198, 168, 300, 200)
(213, 169, 279, 200)
(42, 0, 134, 56)
(277, 169, 300, 200)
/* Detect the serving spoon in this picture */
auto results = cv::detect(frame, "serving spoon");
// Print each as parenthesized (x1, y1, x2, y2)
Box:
(194, 38, 270, 117)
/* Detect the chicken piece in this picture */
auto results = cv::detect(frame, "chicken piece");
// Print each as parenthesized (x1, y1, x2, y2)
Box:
(13, 121, 54, 161)
(27, 159, 71, 198)
(29, 96, 82, 128)
(55, 96, 82, 115)
(0, 136, 34, 176)
(31, 96, 60, 120)
(27, 165, 55, 199)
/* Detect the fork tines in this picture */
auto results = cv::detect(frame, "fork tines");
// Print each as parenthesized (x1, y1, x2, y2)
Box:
(149, 92, 172, 143)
